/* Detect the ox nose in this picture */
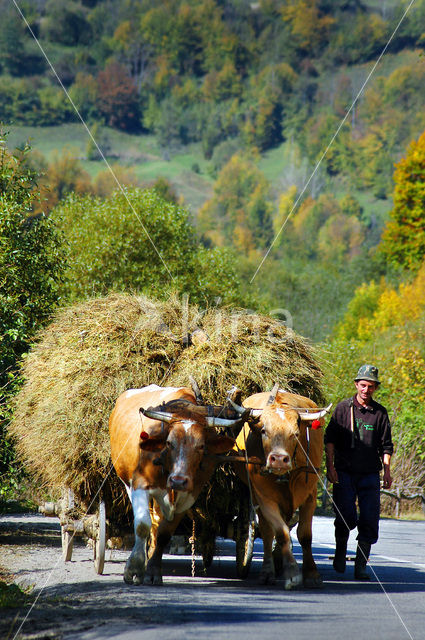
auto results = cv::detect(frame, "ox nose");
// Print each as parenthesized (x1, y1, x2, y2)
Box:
(268, 453, 291, 470)
(168, 474, 190, 491)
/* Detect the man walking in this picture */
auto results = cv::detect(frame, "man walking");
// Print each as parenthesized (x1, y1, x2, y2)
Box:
(325, 365, 393, 580)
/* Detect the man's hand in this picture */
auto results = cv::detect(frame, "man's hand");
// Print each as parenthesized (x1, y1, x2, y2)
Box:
(325, 442, 338, 483)
(383, 467, 392, 489)
(326, 465, 339, 484)
(383, 454, 392, 489)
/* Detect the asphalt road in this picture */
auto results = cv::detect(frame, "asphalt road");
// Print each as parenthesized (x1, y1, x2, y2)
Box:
(1, 513, 424, 640)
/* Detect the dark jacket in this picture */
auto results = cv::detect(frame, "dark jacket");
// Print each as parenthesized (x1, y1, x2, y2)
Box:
(324, 395, 393, 474)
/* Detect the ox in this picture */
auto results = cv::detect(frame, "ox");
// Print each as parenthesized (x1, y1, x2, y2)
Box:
(230, 385, 331, 589)
(109, 384, 241, 585)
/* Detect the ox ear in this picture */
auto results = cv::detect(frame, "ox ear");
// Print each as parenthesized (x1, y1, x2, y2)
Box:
(139, 436, 166, 452)
(245, 412, 262, 433)
(298, 403, 332, 422)
(206, 435, 235, 454)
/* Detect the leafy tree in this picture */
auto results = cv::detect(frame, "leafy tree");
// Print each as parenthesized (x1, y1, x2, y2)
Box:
(327, 12, 387, 64)
(69, 72, 100, 122)
(42, 0, 93, 46)
(202, 62, 242, 101)
(0, 11, 45, 76)
(51, 188, 243, 305)
(380, 130, 425, 271)
(92, 164, 141, 198)
(286, 193, 340, 258)
(317, 213, 365, 263)
(198, 153, 274, 254)
(242, 89, 284, 151)
(282, 0, 335, 56)
(274, 185, 297, 239)
(41, 149, 92, 212)
(0, 135, 66, 498)
(149, 176, 179, 204)
(97, 62, 141, 131)
(300, 112, 353, 176)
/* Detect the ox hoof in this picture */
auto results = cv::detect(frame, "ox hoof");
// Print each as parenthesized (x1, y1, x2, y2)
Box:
(124, 559, 145, 585)
(281, 565, 302, 590)
(259, 571, 276, 585)
(143, 573, 163, 586)
(283, 574, 303, 590)
(303, 575, 323, 589)
(123, 572, 144, 585)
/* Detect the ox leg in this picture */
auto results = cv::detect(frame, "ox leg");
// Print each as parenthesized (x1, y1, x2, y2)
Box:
(257, 512, 277, 585)
(124, 487, 151, 585)
(297, 492, 323, 588)
(258, 507, 301, 589)
(144, 511, 185, 586)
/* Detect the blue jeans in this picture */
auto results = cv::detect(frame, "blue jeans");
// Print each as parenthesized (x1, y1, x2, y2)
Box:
(332, 470, 380, 544)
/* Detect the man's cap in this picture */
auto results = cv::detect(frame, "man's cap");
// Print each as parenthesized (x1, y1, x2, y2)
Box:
(354, 364, 380, 385)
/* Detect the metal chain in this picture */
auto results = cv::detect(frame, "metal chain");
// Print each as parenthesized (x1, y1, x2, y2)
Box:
(189, 518, 196, 578)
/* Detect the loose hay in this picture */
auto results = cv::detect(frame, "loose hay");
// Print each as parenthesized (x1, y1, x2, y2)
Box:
(9, 292, 324, 520)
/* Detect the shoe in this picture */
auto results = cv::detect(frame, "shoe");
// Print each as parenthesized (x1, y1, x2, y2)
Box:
(333, 537, 347, 573)
(354, 541, 371, 581)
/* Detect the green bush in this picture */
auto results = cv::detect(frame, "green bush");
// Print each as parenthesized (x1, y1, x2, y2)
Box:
(52, 188, 244, 305)
(0, 136, 66, 499)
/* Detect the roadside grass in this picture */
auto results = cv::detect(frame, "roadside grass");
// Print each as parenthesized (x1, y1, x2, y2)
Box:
(0, 581, 30, 609)
(0, 499, 38, 515)
(382, 511, 425, 521)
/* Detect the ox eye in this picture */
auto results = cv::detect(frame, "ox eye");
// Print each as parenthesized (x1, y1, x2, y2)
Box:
(261, 427, 266, 436)
(166, 441, 174, 450)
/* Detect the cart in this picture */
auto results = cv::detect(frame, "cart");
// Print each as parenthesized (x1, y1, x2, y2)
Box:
(40, 488, 109, 574)
(39, 463, 259, 579)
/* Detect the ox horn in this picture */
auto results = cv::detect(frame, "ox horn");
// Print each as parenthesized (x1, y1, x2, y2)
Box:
(189, 376, 204, 404)
(226, 386, 245, 415)
(140, 407, 173, 423)
(297, 403, 332, 421)
(205, 416, 243, 428)
(266, 382, 280, 405)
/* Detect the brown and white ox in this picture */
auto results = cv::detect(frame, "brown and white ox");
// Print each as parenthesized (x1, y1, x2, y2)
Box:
(231, 386, 331, 589)
(109, 384, 240, 585)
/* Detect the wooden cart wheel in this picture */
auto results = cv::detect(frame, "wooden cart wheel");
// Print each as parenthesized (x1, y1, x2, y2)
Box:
(93, 500, 106, 575)
(61, 488, 75, 562)
(235, 506, 256, 579)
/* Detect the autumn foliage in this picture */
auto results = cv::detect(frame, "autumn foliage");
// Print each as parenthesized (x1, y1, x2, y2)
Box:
(97, 63, 141, 131)
(380, 131, 425, 272)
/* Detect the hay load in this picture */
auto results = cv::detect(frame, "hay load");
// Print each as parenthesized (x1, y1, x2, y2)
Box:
(9, 292, 324, 516)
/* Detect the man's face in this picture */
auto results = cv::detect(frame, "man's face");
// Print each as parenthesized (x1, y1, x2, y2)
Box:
(355, 380, 377, 404)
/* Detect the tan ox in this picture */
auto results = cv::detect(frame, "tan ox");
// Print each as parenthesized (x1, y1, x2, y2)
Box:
(231, 386, 331, 589)
(109, 384, 239, 585)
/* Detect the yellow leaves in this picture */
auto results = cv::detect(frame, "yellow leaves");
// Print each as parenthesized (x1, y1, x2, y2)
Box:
(336, 263, 425, 342)
(379, 129, 425, 270)
(198, 153, 273, 252)
(154, 55, 176, 95)
(274, 185, 297, 236)
(113, 21, 132, 48)
(282, 0, 334, 51)
(317, 214, 364, 262)
(202, 62, 241, 101)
